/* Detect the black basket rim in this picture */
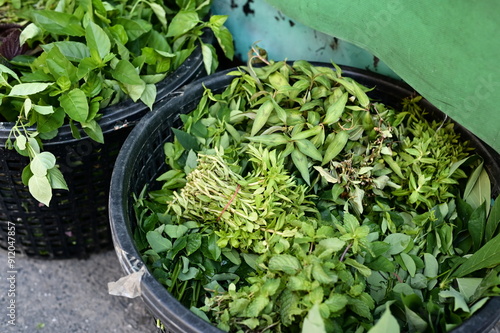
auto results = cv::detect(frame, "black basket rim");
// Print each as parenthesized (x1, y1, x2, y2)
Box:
(109, 63, 500, 333)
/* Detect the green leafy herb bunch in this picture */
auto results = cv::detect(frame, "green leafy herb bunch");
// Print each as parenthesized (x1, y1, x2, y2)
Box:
(133, 52, 500, 332)
(0, 0, 234, 205)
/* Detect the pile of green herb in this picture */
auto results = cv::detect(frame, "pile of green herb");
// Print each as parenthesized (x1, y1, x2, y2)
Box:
(134, 56, 500, 332)
(0, 0, 234, 205)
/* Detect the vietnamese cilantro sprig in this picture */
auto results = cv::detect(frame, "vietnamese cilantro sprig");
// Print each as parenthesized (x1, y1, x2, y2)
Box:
(0, 0, 234, 205)
(134, 56, 500, 332)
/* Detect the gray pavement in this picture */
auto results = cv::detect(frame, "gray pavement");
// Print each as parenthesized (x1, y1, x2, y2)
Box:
(0, 249, 153, 333)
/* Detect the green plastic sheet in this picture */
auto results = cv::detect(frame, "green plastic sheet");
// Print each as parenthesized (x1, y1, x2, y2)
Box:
(264, 0, 500, 152)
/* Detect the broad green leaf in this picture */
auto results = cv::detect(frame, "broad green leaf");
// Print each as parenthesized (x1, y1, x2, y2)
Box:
(30, 10, 85, 36)
(164, 225, 189, 238)
(291, 149, 310, 185)
(28, 175, 52, 206)
(322, 130, 349, 165)
(37, 107, 65, 133)
(400, 252, 417, 277)
(345, 258, 372, 277)
(146, 230, 172, 253)
(323, 92, 347, 124)
(456, 278, 482, 301)
(20, 23, 42, 46)
(60, 88, 89, 123)
(148, 2, 167, 28)
(246, 295, 269, 318)
(468, 202, 486, 251)
(366, 256, 395, 272)
(404, 306, 428, 332)
(352, 82, 370, 108)
(30, 152, 56, 177)
(85, 22, 111, 60)
(46, 46, 77, 82)
(464, 163, 491, 216)
(295, 139, 322, 161)
(166, 10, 199, 37)
(439, 287, 470, 312)
(383, 233, 411, 255)
(383, 154, 405, 179)
(268, 254, 302, 275)
(172, 128, 200, 151)
(0, 64, 21, 83)
(115, 18, 152, 41)
(41, 42, 90, 62)
(453, 233, 500, 277)
(423, 253, 439, 289)
(9, 82, 52, 96)
(82, 120, 104, 143)
(485, 196, 500, 242)
(47, 167, 68, 190)
(112, 60, 144, 85)
(140, 84, 157, 110)
(368, 305, 399, 333)
(201, 42, 214, 75)
(121, 81, 146, 102)
(210, 23, 234, 60)
(251, 99, 274, 136)
(186, 233, 202, 256)
(247, 134, 288, 147)
(302, 304, 326, 333)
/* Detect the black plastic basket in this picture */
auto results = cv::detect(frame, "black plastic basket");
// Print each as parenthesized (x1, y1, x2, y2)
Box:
(109, 66, 500, 333)
(0, 43, 208, 259)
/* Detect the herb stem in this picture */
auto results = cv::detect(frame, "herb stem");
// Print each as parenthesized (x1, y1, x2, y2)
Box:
(340, 242, 353, 262)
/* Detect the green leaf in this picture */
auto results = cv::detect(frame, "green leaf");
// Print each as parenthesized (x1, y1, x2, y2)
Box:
(148, 2, 167, 28)
(383, 233, 411, 255)
(352, 82, 370, 108)
(296, 139, 322, 161)
(400, 252, 417, 277)
(423, 253, 439, 289)
(456, 277, 482, 301)
(140, 84, 157, 110)
(291, 149, 310, 185)
(201, 42, 215, 75)
(85, 21, 111, 60)
(32, 105, 54, 115)
(368, 305, 399, 333)
(268, 254, 302, 275)
(210, 23, 234, 60)
(111, 59, 144, 86)
(146, 230, 172, 253)
(82, 120, 104, 143)
(60, 88, 89, 123)
(485, 196, 500, 242)
(9, 82, 52, 96)
(166, 10, 199, 37)
(47, 167, 68, 190)
(366, 256, 395, 272)
(30, 152, 56, 177)
(172, 128, 200, 151)
(251, 99, 274, 136)
(301, 304, 326, 333)
(345, 258, 372, 277)
(323, 92, 347, 124)
(46, 45, 77, 82)
(164, 225, 189, 239)
(115, 18, 152, 41)
(439, 287, 470, 312)
(468, 202, 487, 251)
(322, 130, 349, 165)
(453, 233, 500, 277)
(464, 163, 491, 216)
(41, 42, 90, 62)
(20, 23, 42, 46)
(30, 10, 85, 36)
(37, 107, 65, 133)
(28, 175, 52, 206)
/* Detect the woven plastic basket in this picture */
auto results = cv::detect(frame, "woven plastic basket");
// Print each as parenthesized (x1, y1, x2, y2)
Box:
(109, 66, 500, 333)
(0, 44, 207, 259)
